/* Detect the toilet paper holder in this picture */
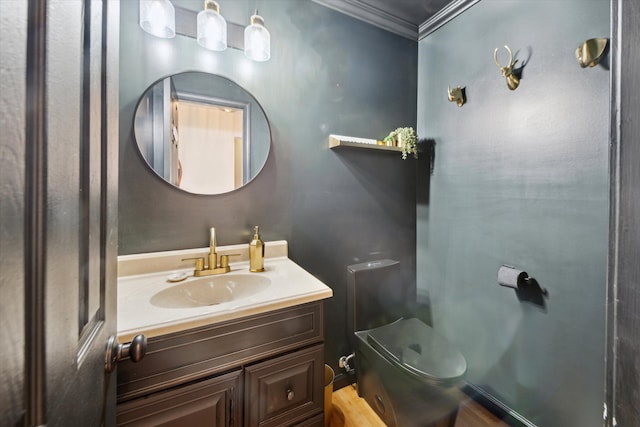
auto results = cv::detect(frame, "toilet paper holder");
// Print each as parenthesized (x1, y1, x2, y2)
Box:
(498, 265, 531, 289)
(497, 264, 548, 292)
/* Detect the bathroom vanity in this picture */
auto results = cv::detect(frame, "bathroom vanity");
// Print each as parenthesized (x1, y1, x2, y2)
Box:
(115, 242, 332, 426)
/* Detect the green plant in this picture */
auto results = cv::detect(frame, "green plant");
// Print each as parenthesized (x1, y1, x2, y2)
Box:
(383, 127, 418, 159)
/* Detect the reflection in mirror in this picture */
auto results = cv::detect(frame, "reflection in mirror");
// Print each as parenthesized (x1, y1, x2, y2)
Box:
(134, 72, 270, 194)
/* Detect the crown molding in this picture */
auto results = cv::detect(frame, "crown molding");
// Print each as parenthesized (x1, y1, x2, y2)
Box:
(418, 0, 480, 40)
(312, 0, 418, 41)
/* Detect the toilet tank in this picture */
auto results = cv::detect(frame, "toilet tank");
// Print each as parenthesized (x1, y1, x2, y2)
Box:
(347, 259, 412, 348)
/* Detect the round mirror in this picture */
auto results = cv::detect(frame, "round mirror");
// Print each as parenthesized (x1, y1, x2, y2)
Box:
(133, 72, 271, 195)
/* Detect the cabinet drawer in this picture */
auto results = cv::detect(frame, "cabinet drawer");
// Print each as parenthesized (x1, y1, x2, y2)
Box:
(244, 345, 324, 427)
(294, 413, 324, 427)
(118, 302, 323, 402)
(117, 369, 242, 427)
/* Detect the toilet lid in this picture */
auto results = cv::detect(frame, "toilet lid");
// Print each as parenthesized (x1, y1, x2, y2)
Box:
(367, 318, 467, 383)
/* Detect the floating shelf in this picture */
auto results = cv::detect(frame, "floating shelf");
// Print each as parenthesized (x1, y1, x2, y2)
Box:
(329, 134, 402, 153)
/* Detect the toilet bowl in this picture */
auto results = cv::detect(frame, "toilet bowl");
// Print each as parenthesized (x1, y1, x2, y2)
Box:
(347, 260, 467, 427)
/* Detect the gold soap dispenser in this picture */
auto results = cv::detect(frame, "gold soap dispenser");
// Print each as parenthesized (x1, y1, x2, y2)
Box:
(249, 226, 265, 272)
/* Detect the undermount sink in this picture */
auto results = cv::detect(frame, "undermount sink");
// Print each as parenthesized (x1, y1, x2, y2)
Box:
(150, 274, 272, 309)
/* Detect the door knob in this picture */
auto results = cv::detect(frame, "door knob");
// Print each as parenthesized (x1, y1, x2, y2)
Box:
(104, 334, 147, 374)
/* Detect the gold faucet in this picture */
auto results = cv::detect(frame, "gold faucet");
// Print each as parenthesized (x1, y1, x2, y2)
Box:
(183, 227, 237, 276)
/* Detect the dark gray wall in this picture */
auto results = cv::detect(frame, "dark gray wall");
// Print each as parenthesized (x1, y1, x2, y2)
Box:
(417, 1, 609, 426)
(119, 0, 417, 377)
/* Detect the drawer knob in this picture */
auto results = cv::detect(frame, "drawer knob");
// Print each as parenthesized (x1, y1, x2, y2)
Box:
(286, 389, 295, 401)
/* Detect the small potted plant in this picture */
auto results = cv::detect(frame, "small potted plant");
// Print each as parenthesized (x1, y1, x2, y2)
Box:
(383, 127, 418, 159)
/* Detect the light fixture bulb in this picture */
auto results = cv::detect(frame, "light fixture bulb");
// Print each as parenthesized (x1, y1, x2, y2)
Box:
(197, 0, 227, 51)
(244, 11, 270, 62)
(139, 0, 176, 38)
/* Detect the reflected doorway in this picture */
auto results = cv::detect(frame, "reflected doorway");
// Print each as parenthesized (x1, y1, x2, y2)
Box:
(172, 100, 244, 194)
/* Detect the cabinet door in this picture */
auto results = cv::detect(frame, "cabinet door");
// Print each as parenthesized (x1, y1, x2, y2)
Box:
(245, 345, 324, 427)
(117, 370, 242, 426)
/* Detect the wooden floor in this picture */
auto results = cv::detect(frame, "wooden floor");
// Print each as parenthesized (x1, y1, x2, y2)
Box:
(328, 384, 509, 427)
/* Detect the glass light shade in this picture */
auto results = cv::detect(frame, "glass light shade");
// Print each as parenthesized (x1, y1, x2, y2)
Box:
(244, 14, 270, 62)
(197, 3, 227, 51)
(139, 0, 175, 38)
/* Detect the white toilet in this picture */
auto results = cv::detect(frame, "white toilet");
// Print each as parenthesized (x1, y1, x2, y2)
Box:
(347, 259, 467, 427)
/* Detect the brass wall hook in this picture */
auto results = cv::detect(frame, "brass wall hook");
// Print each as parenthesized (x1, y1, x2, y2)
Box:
(447, 86, 466, 107)
(576, 38, 608, 68)
(493, 45, 520, 90)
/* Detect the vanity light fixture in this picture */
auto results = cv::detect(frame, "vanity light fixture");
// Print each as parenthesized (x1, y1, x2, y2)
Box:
(139, 0, 176, 39)
(138, 0, 271, 62)
(197, 0, 227, 51)
(244, 11, 271, 62)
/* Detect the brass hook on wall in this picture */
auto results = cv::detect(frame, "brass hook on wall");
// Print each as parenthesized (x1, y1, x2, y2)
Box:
(576, 38, 608, 68)
(447, 86, 466, 107)
(493, 45, 520, 90)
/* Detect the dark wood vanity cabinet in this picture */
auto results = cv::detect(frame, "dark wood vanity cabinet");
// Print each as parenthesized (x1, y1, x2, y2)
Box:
(116, 302, 325, 427)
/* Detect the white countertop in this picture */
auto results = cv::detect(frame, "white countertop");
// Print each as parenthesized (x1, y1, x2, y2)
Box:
(118, 250, 333, 342)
